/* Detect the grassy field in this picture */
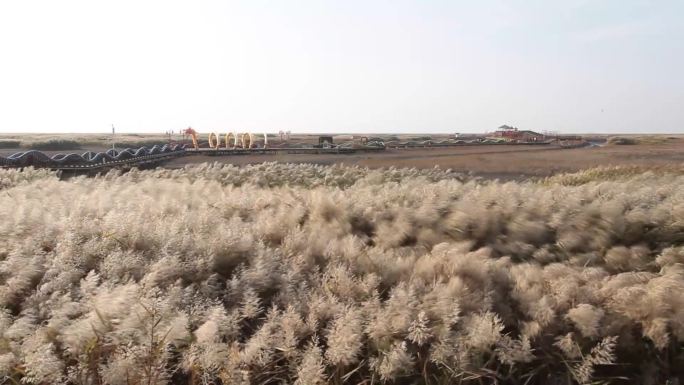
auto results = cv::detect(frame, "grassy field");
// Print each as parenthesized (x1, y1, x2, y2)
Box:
(3, 133, 682, 180)
(1, 162, 684, 384)
(168, 138, 684, 180)
(0, 133, 173, 152)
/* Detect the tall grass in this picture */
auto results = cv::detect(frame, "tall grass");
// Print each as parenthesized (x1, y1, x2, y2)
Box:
(0, 163, 682, 384)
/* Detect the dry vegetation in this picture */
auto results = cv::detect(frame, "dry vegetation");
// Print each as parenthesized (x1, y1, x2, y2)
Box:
(1, 163, 684, 384)
(606, 136, 680, 146)
(0, 140, 21, 150)
(164, 136, 684, 180)
(0, 134, 174, 152)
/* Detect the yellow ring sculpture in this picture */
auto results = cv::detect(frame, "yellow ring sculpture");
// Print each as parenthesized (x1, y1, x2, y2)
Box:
(208, 133, 220, 149)
(224, 132, 237, 149)
(206, 131, 270, 150)
(241, 133, 254, 149)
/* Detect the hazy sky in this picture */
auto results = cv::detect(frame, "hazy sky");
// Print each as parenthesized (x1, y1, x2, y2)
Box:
(1, 0, 682, 134)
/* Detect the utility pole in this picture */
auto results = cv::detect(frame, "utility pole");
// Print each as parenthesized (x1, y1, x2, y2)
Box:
(111, 124, 116, 150)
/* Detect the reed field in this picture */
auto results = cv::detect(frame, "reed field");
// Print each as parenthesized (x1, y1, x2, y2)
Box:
(1, 163, 683, 384)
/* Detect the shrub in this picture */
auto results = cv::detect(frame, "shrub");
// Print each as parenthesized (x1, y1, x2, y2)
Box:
(117, 139, 168, 148)
(607, 136, 637, 145)
(0, 140, 21, 149)
(22, 139, 81, 150)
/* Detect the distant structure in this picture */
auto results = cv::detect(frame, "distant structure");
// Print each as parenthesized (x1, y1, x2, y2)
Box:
(351, 135, 369, 145)
(279, 130, 291, 141)
(492, 125, 544, 142)
(318, 136, 334, 148)
(454, 133, 485, 140)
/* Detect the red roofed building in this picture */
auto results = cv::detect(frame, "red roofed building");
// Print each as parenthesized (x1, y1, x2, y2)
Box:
(493, 125, 545, 142)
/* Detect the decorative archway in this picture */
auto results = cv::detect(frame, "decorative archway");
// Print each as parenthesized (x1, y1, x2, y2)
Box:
(224, 132, 238, 149)
(208, 133, 220, 149)
(241, 133, 254, 149)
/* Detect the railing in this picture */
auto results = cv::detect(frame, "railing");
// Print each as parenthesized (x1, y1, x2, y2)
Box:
(0, 145, 187, 170)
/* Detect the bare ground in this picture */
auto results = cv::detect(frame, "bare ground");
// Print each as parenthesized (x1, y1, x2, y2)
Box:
(165, 141, 684, 180)
(3, 134, 683, 180)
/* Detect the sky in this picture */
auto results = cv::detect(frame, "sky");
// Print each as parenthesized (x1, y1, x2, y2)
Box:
(0, 0, 682, 134)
